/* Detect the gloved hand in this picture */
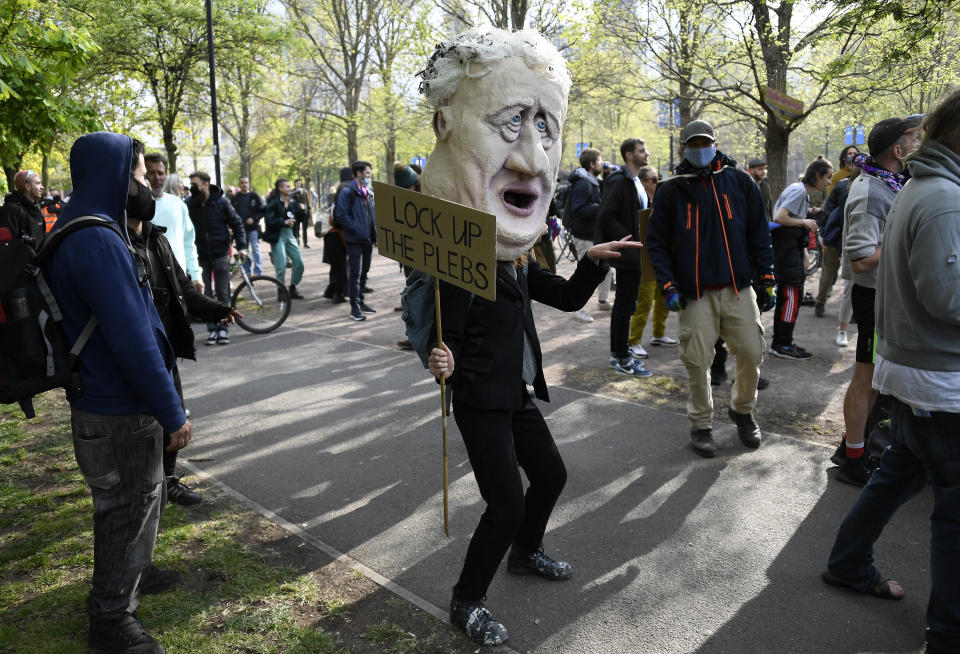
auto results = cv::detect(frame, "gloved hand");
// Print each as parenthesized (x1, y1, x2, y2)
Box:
(663, 283, 686, 312)
(756, 276, 776, 313)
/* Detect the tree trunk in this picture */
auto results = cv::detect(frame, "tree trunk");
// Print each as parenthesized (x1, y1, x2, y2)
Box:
(41, 152, 50, 190)
(162, 122, 179, 175)
(347, 120, 359, 167)
(240, 151, 252, 181)
(239, 92, 252, 180)
(765, 115, 790, 201)
(4, 165, 18, 191)
(385, 108, 397, 179)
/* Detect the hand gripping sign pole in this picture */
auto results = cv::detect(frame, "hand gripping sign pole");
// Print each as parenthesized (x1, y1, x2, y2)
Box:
(373, 181, 496, 536)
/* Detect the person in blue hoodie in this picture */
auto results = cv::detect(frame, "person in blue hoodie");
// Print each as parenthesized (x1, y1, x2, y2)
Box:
(44, 132, 190, 654)
(334, 160, 377, 321)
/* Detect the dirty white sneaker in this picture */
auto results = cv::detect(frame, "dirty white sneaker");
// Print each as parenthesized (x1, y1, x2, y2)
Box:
(572, 309, 594, 323)
(628, 344, 648, 359)
(650, 335, 679, 347)
(835, 330, 848, 347)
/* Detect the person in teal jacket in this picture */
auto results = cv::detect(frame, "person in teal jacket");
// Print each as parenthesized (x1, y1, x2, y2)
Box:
(263, 177, 307, 299)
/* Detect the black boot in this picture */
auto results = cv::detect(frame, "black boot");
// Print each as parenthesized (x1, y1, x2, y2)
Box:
(89, 614, 164, 653)
(449, 595, 508, 646)
(507, 545, 573, 580)
(140, 565, 184, 595)
(288, 284, 304, 299)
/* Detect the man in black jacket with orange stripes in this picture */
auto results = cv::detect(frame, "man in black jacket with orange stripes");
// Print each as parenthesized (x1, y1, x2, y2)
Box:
(646, 120, 776, 457)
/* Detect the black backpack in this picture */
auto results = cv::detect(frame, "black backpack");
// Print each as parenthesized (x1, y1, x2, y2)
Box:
(0, 215, 121, 418)
(555, 182, 574, 230)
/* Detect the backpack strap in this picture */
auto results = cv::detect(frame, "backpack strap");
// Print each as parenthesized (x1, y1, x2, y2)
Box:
(70, 315, 98, 356)
(35, 215, 119, 359)
(35, 215, 123, 266)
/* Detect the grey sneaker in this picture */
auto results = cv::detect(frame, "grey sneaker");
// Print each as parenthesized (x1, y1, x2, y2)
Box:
(449, 597, 508, 646)
(690, 428, 716, 458)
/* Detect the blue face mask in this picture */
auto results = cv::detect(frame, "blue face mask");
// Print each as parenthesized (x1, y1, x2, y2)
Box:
(684, 145, 716, 169)
(362, 177, 373, 189)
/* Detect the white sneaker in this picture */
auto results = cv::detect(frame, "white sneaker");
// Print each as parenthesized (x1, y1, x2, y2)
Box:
(628, 344, 648, 359)
(650, 336, 679, 347)
(572, 309, 594, 323)
(597, 300, 613, 311)
(836, 330, 848, 347)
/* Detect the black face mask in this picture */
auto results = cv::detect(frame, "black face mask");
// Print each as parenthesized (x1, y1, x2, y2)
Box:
(126, 179, 156, 222)
(190, 184, 200, 196)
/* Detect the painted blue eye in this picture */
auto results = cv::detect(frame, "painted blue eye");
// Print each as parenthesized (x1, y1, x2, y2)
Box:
(536, 119, 547, 132)
(510, 114, 521, 125)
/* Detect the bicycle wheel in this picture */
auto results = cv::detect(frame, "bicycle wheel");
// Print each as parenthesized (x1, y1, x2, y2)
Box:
(231, 275, 291, 333)
(805, 243, 823, 279)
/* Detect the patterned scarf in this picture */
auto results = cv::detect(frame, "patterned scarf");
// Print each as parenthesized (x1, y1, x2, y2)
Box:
(852, 153, 907, 193)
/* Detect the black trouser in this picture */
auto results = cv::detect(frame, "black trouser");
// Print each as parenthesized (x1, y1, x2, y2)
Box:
(452, 391, 567, 600)
(772, 282, 803, 348)
(711, 338, 728, 374)
(322, 230, 348, 299)
(609, 268, 642, 359)
(162, 367, 185, 478)
(298, 215, 309, 246)
(347, 241, 372, 306)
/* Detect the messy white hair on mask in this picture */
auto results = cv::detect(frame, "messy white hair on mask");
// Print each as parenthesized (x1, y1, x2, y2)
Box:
(418, 27, 571, 108)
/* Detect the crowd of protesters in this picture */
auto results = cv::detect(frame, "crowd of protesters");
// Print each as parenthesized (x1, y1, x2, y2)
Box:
(2, 80, 957, 652)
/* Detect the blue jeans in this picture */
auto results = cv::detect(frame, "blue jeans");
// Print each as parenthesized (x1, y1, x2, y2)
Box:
(71, 408, 165, 620)
(827, 397, 960, 652)
(244, 229, 263, 275)
(347, 241, 372, 306)
(269, 227, 304, 287)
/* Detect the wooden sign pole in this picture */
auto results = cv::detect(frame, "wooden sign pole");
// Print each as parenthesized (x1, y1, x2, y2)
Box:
(434, 277, 450, 537)
(372, 182, 496, 537)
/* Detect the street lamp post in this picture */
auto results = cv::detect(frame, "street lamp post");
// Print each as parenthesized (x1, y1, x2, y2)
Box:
(205, 0, 222, 188)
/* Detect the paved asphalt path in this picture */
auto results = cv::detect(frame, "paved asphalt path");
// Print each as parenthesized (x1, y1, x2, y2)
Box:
(180, 245, 933, 654)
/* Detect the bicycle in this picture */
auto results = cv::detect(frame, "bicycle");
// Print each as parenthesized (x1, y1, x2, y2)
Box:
(229, 253, 291, 333)
(805, 228, 823, 279)
(555, 227, 579, 262)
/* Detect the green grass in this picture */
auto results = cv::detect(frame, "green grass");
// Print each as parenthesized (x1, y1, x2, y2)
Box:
(0, 392, 351, 654)
(365, 620, 422, 653)
(0, 391, 476, 654)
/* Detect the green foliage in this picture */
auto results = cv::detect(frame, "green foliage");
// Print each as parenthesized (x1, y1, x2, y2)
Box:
(0, 1, 101, 179)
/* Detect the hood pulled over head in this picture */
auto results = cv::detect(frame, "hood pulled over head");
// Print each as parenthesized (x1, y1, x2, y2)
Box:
(60, 132, 133, 225)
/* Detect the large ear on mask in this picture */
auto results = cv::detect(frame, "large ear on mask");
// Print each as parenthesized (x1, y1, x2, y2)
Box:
(433, 107, 454, 141)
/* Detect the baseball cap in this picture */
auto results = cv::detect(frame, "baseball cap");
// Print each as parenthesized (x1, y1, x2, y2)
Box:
(747, 157, 766, 168)
(681, 120, 716, 144)
(868, 115, 924, 156)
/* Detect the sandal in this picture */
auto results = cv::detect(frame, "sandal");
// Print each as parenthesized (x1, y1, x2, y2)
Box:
(822, 570, 904, 600)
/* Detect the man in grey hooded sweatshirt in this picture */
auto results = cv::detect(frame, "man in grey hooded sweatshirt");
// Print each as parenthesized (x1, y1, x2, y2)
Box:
(822, 90, 960, 654)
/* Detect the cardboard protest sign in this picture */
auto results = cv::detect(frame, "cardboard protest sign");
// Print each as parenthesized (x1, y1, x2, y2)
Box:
(373, 181, 497, 301)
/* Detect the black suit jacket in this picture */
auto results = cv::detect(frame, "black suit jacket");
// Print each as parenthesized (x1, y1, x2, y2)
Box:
(438, 255, 608, 410)
(594, 170, 643, 270)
